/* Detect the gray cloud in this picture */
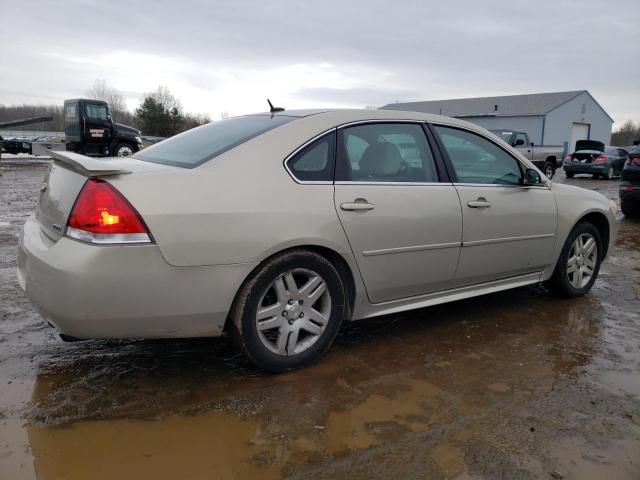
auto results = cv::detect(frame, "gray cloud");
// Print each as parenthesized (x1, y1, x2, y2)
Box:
(1, 0, 639, 123)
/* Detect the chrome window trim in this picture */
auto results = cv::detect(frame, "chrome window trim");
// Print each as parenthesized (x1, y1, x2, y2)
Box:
(453, 182, 551, 190)
(335, 181, 452, 187)
(283, 128, 336, 185)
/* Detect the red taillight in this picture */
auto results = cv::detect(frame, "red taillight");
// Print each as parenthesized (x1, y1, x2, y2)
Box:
(565, 154, 573, 161)
(594, 155, 608, 163)
(66, 178, 152, 244)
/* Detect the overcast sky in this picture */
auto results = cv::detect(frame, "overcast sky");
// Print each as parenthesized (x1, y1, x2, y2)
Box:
(1, 0, 639, 126)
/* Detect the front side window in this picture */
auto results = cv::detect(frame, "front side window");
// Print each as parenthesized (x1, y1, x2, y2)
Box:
(434, 125, 522, 185)
(86, 104, 108, 120)
(286, 132, 335, 182)
(335, 123, 438, 182)
(135, 115, 296, 168)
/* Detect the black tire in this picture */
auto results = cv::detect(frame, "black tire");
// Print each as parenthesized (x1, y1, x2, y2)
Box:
(542, 161, 555, 179)
(565, 172, 574, 178)
(113, 142, 136, 157)
(545, 222, 602, 298)
(621, 198, 640, 218)
(228, 249, 346, 372)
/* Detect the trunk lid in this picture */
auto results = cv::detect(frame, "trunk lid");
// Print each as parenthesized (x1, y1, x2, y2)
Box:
(575, 140, 605, 153)
(36, 152, 164, 242)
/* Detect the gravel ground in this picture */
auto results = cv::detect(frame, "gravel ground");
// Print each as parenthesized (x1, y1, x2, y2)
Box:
(1, 163, 639, 480)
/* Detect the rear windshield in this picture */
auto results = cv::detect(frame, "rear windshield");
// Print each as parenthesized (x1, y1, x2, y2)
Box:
(134, 115, 296, 168)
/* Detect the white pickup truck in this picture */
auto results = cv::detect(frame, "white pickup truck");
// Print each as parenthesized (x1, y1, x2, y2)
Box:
(490, 130, 563, 179)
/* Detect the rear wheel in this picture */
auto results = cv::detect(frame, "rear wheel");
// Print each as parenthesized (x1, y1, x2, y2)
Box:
(229, 250, 346, 372)
(621, 198, 640, 218)
(542, 161, 555, 179)
(546, 222, 602, 297)
(603, 166, 614, 180)
(566, 172, 574, 178)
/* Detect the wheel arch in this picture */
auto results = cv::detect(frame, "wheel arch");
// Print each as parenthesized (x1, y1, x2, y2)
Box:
(575, 211, 611, 257)
(224, 244, 357, 332)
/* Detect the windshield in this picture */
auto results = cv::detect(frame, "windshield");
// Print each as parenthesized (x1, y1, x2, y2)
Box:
(490, 130, 514, 144)
(134, 115, 296, 168)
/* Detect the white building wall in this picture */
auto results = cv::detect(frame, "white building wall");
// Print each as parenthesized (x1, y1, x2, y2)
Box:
(454, 116, 545, 144)
(543, 91, 613, 147)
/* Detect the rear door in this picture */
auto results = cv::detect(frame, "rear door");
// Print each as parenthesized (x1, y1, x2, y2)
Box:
(333, 122, 462, 303)
(431, 124, 557, 287)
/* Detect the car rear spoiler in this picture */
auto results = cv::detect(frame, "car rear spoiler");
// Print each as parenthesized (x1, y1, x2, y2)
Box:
(48, 151, 132, 177)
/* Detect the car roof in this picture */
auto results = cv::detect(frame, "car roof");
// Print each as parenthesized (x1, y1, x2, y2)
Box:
(246, 108, 483, 130)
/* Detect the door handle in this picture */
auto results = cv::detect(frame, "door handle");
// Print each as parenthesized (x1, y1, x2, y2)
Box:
(340, 199, 375, 211)
(467, 198, 491, 208)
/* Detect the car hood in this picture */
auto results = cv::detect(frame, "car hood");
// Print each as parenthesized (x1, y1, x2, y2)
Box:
(113, 122, 141, 136)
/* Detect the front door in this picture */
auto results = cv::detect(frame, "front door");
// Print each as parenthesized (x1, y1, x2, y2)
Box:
(83, 102, 113, 147)
(333, 122, 462, 303)
(432, 124, 557, 286)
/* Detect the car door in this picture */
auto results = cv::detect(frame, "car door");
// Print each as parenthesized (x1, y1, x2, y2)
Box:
(431, 124, 557, 287)
(514, 132, 533, 161)
(333, 122, 462, 303)
(83, 102, 113, 146)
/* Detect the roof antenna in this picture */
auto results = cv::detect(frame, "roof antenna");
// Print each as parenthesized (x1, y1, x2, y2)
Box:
(267, 99, 285, 114)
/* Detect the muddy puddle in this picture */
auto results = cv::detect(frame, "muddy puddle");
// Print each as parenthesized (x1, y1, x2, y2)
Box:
(1, 165, 639, 479)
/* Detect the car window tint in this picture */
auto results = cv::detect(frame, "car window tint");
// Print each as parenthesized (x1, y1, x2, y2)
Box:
(134, 115, 296, 168)
(434, 125, 522, 185)
(86, 104, 108, 120)
(286, 132, 335, 182)
(335, 123, 438, 182)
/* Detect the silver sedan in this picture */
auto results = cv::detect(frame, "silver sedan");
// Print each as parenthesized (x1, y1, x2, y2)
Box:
(17, 109, 617, 371)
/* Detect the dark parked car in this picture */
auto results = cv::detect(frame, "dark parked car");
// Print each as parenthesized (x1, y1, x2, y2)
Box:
(563, 140, 628, 180)
(620, 146, 640, 218)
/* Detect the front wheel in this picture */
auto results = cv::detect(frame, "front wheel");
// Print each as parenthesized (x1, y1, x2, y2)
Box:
(229, 250, 346, 372)
(113, 143, 135, 157)
(565, 171, 575, 178)
(542, 161, 555, 179)
(545, 222, 602, 297)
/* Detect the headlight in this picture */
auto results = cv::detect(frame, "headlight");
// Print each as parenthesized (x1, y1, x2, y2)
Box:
(134, 136, 142, 143)
(609, 199, 618, 215)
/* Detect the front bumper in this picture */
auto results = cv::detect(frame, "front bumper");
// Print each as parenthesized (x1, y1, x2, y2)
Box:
(17, 214, 256, 339)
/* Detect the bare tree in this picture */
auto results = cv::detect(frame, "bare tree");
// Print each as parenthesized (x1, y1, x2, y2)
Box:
(611, 120, 640, 146)
(147, 86, 183, 115)
(86, 79, 128, 122)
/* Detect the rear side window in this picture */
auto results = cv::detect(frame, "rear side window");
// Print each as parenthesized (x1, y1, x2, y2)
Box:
(286, 132, 335, 182)
(135, 115, 296, 168)
(335, 123, 438, 182)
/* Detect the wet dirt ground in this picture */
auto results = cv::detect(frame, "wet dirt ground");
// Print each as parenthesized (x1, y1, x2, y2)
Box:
(1, 163, 639, 480)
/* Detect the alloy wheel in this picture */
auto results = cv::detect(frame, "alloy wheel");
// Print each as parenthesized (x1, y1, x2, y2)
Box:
(255, 268, 331, 356)
(567, 233, 597, 289)
(545, 164, 554, 178)
(117, 145, 134, 156)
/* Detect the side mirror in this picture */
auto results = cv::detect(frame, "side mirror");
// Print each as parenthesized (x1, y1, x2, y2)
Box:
(523, 168, 543, 185)
(514, 139, 525, 146)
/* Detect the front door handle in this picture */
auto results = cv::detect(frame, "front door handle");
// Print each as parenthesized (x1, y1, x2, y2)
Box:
(340, 199, 375, 211)
(467, 198, 491, 208)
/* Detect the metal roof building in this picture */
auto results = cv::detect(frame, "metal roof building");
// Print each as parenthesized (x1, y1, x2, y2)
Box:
(381, 90, 614, 153)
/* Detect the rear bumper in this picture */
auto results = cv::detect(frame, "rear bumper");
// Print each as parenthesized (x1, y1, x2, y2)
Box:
(17, 214, 256, 339)
(563, 163, 609, 174)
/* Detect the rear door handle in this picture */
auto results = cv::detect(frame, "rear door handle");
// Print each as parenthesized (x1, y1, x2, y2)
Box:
(467, 198, 491, 208)
(340, 200, 375, 211)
